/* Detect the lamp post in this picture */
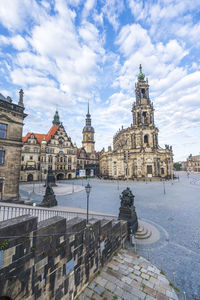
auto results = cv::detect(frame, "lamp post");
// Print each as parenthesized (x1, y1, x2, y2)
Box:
(85, 183, 91, 224)
(163, 180, 166, 195)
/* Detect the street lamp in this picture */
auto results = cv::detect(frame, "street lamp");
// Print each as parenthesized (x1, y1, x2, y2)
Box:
(85, 183, 91, 224)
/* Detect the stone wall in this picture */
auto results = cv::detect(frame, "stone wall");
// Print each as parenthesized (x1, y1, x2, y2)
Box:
(0, 215, 127, 300)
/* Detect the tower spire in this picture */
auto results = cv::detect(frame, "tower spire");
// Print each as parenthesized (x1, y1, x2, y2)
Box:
(88, 100, 90, 115)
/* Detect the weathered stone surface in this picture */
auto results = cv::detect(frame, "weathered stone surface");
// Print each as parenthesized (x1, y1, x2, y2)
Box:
(0, 214, 127, 299)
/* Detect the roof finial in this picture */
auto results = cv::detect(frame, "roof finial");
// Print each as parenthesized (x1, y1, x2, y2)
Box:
(138, 64, 145, 81)
(88, 100, 90, 115)
(18, 89, 24, 107)
(52, 110, 60, 126)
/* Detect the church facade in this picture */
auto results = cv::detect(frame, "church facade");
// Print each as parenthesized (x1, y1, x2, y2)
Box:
(100, 66, 173, 180)
(20, 111, 77, 182)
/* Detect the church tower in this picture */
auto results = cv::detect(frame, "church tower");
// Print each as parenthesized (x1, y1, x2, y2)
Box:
(132, 64, 158, 150)
(82, 103, 95, 153)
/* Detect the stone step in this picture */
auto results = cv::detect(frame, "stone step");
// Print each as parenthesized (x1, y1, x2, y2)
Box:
(135, 226, 152, 240)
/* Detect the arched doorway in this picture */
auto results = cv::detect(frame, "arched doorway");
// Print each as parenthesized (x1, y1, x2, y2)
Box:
(68, 174, 72, 179)
(57, 173, 64, 180)
(27, 174, 33, 181)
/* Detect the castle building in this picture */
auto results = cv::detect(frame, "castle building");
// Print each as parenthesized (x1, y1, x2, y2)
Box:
(187, 154, 200, 172)
(77, 104, 99, 176)
(100, 66, 173, 180)
(0, 90, 26, 200)
(20, 111, 77, 181)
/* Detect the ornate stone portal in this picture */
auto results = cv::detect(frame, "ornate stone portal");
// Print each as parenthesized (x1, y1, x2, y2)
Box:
(118, 188, 138, 237)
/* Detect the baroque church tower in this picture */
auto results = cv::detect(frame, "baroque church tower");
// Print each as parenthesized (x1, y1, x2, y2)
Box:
(132, 64, 158, 150)
(82, 103, 95, 153)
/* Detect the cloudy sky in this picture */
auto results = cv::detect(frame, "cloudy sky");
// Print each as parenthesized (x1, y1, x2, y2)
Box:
(0, 0, 200, 161)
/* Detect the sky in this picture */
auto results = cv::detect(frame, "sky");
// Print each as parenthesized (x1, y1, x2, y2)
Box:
(0, 0, 200, 161)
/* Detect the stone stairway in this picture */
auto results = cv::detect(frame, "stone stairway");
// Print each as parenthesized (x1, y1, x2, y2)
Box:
(135, 223, 152, 240)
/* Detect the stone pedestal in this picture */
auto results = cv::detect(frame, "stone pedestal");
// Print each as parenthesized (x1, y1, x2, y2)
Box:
(119, 206, 138, 236)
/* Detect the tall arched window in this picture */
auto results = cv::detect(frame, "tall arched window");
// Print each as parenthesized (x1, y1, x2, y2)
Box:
(144, 135, 148, 144)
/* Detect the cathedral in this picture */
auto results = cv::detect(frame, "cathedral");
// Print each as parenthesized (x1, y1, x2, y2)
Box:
(100, 66, 173, 180)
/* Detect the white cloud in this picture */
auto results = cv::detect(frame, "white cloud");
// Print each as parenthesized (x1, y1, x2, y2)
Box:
(102, 0, 124, 31)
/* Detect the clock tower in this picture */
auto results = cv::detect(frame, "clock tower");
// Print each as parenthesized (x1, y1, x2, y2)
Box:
(82, 103, 95, 153)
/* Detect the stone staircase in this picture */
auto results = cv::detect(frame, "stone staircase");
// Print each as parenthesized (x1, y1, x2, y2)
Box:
(135, 222, 152, 240)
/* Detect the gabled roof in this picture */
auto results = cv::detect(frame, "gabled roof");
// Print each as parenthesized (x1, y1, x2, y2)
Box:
(22, 124, 59, 144)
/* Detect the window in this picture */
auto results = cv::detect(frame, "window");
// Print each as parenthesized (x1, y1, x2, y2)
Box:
(22, 156, 24, 161)
(0, 123, 7, 138)
(34, 148, 38, 153)
(25, 147, 30, 153)
(30, 156, 33, 160)
(144, 135, 148, 144)
(0, 150, 5, 164)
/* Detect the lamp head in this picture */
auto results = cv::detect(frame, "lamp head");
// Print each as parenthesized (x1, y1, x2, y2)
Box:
(85, 183, 91, 195)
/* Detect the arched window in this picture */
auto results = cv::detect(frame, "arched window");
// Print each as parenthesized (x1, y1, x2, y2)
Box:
(144, 135, 148, 144)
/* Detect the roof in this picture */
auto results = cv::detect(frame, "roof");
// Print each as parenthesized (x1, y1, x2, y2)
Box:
(22, 124, 58, 144)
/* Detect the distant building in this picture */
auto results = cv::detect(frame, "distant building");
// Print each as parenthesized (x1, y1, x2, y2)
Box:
(100, 65, 173, 180)
(187, 154, 200, 172)
(20, 111, 77, 181)
(77, 104, 99, 176)
(180, 161, 187, 171)
(0, 90, 26, 200)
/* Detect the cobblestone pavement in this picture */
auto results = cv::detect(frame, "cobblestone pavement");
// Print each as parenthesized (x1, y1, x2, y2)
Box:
(20, 182, 84, 195)
(78, 249, 179, 300)
(19, 172, 200, 299)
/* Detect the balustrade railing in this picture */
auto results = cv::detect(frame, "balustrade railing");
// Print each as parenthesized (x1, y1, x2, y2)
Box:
(0, 204, 117, 223)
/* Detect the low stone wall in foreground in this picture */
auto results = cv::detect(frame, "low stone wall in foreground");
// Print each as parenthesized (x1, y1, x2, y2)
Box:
(0, 215, 127, 300)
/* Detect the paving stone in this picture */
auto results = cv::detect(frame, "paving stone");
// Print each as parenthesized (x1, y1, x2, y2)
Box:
(143, 279, 154, 289)
(95, 276, 107, 287)
(156, 291, 169, 300)
(84, 288, 93, 298)
(141, 267, 148, 273)
(146, 295, 157, 300)
(134, 270, 141, 276)
(141, 273, 150, 280)
(121, 276, 132, 285)
(105, 281, 116, 292)
(143, 285, 157, 297)
(94, 284, 105, 295)
(115, 286, 124, 298)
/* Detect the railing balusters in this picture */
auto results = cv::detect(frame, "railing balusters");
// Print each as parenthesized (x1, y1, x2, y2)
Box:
(0, 204, 117, 223)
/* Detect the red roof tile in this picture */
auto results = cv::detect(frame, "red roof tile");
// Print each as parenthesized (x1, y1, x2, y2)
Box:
(22, 124, 59, 144)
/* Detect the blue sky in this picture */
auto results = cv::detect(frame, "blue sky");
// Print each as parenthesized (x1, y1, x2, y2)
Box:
(0, 0, 200, 161)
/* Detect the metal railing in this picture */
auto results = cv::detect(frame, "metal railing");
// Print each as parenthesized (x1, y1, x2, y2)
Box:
(0, 204, 118, 223)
